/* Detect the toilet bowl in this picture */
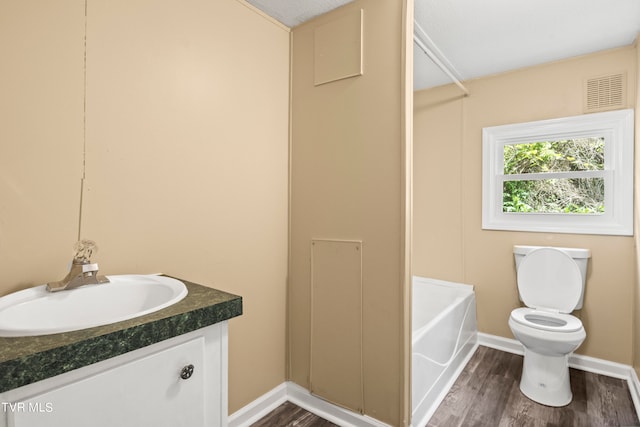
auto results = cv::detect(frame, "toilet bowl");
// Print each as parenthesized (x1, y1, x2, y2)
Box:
(509, 245, 590, 407)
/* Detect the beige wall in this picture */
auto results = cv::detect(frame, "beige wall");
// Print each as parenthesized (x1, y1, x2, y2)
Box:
(0, 0, 289, 414)
(414, 47, 637, 364)
(0, 0, 85, 295)
(289, 1, 409, 425)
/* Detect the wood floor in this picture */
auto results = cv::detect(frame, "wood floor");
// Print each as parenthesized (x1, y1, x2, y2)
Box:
(427, 346, 639, 427)
(252, 346, 639, 427)
(251, 401, 338, 427)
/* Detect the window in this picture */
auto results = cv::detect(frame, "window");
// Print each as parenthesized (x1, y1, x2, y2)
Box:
(482, 109, 634, 235)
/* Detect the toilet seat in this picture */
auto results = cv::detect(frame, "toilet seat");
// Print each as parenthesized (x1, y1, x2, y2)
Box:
(510, 307, 583, 332)
(517, 247, 582, 313)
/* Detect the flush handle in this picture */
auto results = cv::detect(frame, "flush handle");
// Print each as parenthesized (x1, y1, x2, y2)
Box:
(180, 364, 194, 380)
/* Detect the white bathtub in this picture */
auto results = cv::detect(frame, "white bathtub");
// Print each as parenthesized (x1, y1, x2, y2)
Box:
(411, 277, 478, 427)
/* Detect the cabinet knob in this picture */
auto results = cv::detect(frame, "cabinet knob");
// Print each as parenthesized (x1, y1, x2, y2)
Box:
(180, 364, 194, 380)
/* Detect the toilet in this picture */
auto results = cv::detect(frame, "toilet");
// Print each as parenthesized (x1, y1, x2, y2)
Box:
(508, 245, 590, 407)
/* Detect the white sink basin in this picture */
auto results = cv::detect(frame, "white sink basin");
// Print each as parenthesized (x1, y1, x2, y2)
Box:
(0, 275, 187, 337)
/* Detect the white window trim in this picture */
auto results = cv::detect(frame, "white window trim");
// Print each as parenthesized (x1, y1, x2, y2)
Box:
(482, 109, 634, 236)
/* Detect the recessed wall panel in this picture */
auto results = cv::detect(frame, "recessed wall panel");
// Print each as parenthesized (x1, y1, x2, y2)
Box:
(310, 239, 363, 413)
(314, 8, 363, 86)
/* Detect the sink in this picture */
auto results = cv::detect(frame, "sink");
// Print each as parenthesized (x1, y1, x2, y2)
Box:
(0, 275, 187, 337)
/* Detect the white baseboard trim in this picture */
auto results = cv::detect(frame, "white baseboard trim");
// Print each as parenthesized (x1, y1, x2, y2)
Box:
(228, 383, 287, 427)
(228, 382, 391, 427)
(478, 332, 640, 419)
(287, 382, 392, 427)
(477, 332, 524, 355)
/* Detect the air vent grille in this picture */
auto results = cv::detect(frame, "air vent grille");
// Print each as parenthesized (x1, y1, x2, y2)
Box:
(584, 73, 626, 112)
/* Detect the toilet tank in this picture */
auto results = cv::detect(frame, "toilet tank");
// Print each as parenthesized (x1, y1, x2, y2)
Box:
(513, 245, 591, 310)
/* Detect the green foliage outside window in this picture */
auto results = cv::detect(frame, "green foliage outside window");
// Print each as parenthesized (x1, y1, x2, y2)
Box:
(502, 138, 605, 213)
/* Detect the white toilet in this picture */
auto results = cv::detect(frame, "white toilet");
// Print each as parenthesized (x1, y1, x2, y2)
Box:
(508, 245, 590, 407)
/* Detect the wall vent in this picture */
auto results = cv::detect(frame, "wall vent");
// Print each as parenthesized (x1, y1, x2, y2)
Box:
(584, 72, 626, 112)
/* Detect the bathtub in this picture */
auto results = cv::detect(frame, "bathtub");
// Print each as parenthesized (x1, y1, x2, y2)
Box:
(411, 277, 478, 427)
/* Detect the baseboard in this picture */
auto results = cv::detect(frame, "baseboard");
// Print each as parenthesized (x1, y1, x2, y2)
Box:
(477, 332, 524, 355)
(568, 352, 634, 380)
(228, 383, 287, 427)
(287, 382, 392, 427)
(228, 382, 391, 427)
(478, 332, 640, 418)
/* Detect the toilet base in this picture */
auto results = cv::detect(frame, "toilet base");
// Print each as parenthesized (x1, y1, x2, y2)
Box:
(519, 349, 572, 407)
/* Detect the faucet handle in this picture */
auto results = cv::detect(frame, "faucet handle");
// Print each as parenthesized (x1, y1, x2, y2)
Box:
(82, 263, 100, 273)
(73, 239, 98, 263)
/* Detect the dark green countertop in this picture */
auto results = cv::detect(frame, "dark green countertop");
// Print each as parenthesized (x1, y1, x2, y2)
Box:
(0, 276, 242, 393)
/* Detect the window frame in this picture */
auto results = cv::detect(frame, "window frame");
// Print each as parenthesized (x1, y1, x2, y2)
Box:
(482, 109, 634, 236)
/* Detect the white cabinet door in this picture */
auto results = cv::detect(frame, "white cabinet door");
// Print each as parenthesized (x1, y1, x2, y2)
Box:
(9, 337, 207, 427)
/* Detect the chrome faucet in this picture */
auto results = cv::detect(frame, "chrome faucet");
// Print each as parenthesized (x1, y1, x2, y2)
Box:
(47, 240, 110, 292)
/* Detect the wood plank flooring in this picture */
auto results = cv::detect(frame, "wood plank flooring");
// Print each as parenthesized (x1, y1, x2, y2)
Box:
(251, 401, 339, 427)
(427, 346, 639, 427)
(252, 346, 639, 427)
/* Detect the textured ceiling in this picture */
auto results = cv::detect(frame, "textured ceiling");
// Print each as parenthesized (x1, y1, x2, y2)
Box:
(245, 0, 352, 28)
(246, 0, 640, 91)
(414, 0, 640, 91)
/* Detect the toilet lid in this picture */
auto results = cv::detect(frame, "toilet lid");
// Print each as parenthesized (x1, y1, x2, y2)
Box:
(517, 247, 582, 313)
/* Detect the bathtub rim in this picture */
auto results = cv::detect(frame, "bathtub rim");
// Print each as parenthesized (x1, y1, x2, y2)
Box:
(411, 276, 475, 344)
(412, 276, 475, 294)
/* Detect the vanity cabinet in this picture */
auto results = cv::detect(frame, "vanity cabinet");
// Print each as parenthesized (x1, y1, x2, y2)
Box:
(0, 322, 228, 427)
